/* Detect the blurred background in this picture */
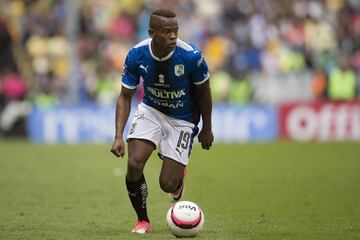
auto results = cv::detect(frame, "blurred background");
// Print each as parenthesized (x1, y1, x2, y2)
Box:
(0, 0, 359, 142)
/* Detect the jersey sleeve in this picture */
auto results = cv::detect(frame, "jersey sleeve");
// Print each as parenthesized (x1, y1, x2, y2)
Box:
(190, 49, 210, 85)
(121, 49, 140, 89)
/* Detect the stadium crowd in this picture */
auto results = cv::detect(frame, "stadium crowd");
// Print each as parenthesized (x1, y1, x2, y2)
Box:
(0, 0, 360, 135)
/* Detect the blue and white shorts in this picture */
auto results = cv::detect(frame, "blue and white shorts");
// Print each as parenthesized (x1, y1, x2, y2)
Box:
(127, 103, 198, 166)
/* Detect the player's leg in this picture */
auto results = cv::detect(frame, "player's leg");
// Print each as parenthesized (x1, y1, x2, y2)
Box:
(159, 157, 186, 194)
(127, 139, 154, 181)
(158, 119, 198, 202)
(125, 104, 163, 234)
(126, 139, 154, 233)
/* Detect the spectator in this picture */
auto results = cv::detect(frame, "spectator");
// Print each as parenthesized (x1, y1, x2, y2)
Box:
(0, 0, 359, 106)
(94, 64, 118, 105)
(311, 67, 327, 100)
(327, 54, 358, 100)
(228, 72, 253, 104)
(0, 68, 29, 136)
(209, 70, 231, 102)
(0, 20, 16, 72)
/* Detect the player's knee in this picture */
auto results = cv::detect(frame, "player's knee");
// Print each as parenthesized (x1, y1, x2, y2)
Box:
(127, 156, 145, 180)
(159, 177, 178, 193)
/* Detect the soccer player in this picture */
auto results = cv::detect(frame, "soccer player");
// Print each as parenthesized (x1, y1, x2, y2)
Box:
(110, 8, 213, 234)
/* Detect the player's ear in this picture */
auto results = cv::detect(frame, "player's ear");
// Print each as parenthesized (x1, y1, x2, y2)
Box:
(148, 28, 155, 38)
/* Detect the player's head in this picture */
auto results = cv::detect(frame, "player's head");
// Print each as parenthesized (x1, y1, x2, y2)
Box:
(148, 9, 178, 53)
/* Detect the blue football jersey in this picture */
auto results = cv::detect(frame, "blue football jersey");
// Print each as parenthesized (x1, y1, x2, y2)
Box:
(122, 38, 210, 124)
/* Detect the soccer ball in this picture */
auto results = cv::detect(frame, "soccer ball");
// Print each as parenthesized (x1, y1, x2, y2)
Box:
(166, 201, 205, 238)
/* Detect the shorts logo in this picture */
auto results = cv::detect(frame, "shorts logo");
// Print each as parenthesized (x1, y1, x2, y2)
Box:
(175, 147, 184, 156)
(175, 64, 184, 77)
(129, 123, 137, 135)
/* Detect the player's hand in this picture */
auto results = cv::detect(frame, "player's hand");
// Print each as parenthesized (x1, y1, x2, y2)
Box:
(110, 137, 125, 158)
(198, 128, 214, 150)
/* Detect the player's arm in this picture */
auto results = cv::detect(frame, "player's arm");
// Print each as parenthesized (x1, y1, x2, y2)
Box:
(111, 87, 136, 158)
(111, 48, 139, 158)
(191, 46, 214, 150)
(196, 80, 214, 150)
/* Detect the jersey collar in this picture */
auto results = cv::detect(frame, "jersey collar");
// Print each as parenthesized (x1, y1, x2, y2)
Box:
(149, 39, 175, 61)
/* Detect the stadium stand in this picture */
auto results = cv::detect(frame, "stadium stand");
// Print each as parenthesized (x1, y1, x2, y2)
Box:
(0, 0, 359, 136)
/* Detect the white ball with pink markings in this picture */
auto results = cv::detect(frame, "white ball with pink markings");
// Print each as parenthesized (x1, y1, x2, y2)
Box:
(166, 200, 205, 238)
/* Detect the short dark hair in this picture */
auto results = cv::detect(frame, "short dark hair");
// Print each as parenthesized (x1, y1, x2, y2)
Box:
(151, 9, 176, 18)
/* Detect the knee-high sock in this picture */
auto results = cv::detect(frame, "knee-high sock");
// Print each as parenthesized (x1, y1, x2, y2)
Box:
(126, 175, 149, 222)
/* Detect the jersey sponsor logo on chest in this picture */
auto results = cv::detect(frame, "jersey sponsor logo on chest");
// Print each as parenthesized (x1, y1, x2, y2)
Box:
(147, 87, 186, 99)
(174, 64, 184, 77)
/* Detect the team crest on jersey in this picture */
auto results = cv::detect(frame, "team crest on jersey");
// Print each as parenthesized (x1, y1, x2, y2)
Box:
(174, 64, 185, 77)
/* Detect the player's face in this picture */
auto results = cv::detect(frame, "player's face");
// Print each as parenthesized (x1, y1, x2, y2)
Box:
(150, 17, 178, 53)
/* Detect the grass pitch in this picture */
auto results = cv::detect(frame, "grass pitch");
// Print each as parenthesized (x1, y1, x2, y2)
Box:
(0, 140, 359, 240)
